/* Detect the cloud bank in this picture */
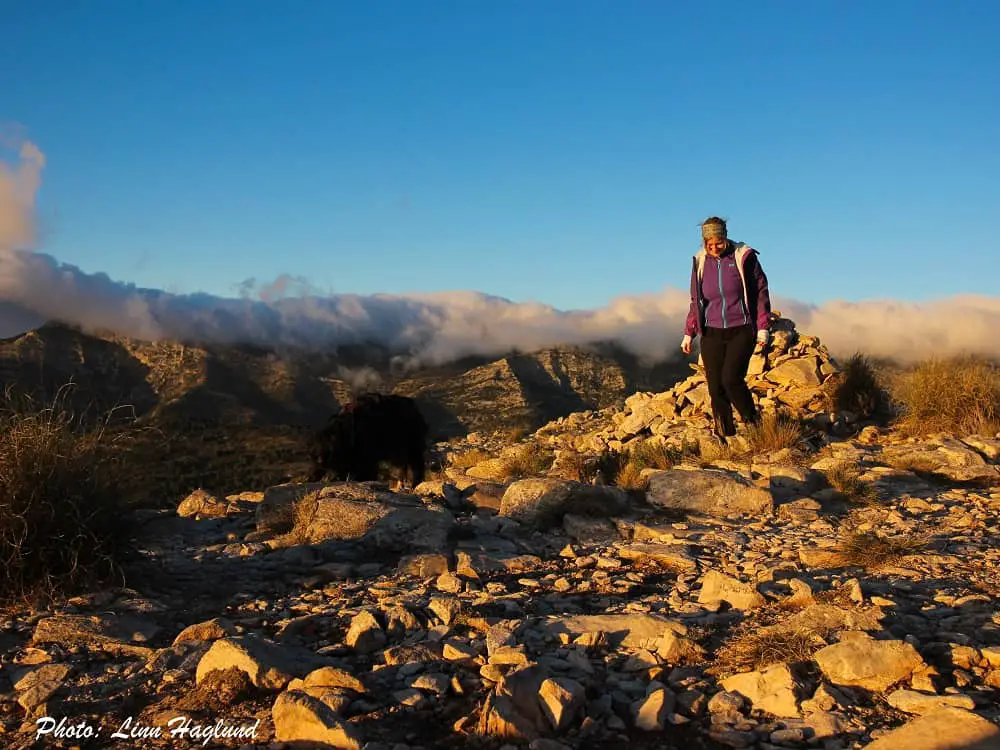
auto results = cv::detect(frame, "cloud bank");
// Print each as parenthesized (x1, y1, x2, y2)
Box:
(3, 135, 999, 366)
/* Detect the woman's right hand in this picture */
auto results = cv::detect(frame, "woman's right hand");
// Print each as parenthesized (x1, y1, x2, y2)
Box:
(681, 334, 693, 354)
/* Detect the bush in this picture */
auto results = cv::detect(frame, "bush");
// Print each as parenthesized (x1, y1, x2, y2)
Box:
(891, 355, 1000, 436)
(825, 353, 887, 419)
(0, 388, 134, 604)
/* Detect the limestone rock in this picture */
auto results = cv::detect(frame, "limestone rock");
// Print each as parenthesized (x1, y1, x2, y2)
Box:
(766, 357, 822, 388)
(863, 707, 1000, 750)
(880, 438, 1000, 483)
(813, 638, 925, 692)
(293, 483, 455, 552)
(177, 488, 229, 518)
(698, 570, 766, 610)
(536, 613, 681, 650)
(646, 468, 774, 517)
(657, 630, 707, 664)
(14, 663, 72, 712)
(256, 482, 328, 533)
(634, 685, 674, 731)
(32, 614, 161, 657)
(617, 543, 699, 573)
(720, 663, 802, 718)
(196, 636, 326, 690)
(345, 610, 386, 653)
(173, 617, 238, 646)
(538, 677, 586, 731)
(886, 689, 976, 714)
(498, 478, 630, 528)
(272, 690, 363, 748)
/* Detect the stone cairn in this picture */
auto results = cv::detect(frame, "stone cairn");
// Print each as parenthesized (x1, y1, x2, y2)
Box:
(603, 313, 843, 446)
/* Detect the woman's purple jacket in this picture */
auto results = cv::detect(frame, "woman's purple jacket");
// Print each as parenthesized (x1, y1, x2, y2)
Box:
(684, 242, 772, 338)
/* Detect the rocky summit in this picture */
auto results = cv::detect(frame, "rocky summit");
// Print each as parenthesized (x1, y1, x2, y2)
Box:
(1, 316, 999, 750)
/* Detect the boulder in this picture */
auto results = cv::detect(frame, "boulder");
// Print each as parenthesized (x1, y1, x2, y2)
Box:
(177, 488, 229, 518)
(720, 663, 802, 718)
(498, 479, 630, 528)
(813, 638, 925, 692)
(272, 690, 363, 748)
(863, 707, 1000, 750)
(645, 468, 774, 517)
(196, 636, 329, 690)
(292, 483, 455, 552)
(256, 482, 329, 533)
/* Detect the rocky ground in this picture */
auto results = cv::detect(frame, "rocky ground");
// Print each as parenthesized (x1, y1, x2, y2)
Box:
(2, 319, 999, 750)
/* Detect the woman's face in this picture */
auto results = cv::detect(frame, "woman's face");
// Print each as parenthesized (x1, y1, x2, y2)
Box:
(704, 236, 728, 257)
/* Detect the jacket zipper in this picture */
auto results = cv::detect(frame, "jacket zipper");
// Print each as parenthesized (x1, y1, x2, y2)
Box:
(717, 257, 727, 329)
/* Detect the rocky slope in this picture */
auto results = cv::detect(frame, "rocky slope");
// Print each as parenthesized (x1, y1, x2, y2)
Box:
(1, 317, 998, 749)
(0, 323, 688, 498)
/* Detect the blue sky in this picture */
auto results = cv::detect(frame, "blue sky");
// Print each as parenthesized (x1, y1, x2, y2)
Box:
(4, 0, 998, 312)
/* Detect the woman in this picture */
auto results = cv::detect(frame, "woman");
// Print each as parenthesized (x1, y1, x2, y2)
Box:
(681, 216, 772, 439)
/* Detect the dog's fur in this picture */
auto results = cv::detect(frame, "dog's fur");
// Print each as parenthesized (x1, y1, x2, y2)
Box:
(307, 393, 428, 486)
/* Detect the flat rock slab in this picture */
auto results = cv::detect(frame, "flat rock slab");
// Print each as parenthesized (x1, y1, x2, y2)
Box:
(814, 638, 925, 693)
(782, 604, 883, 634)
(887, 689, 976, 715)
(32, 614, 161, 656)
(294, 484, 455, 552)
(645, 468, 774, 517)
(498, 479, 630, 528)
(617, 543, 699, 573)
(864, 707, 1000, 750)
(534, 613, 682, 650)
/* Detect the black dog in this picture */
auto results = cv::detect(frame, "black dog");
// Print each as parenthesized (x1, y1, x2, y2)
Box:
(307, 392, 428, 486)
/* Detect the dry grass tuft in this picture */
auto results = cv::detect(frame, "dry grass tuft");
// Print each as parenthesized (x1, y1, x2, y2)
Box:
(613, 460, 648, 491)
(891, 355, 1000, 436)
(824, 353, 888, 419)
(0, 386, 137, 604)
(500, 443, 555, 480)
(595, 449, 628, 485)
(555, 452, 592, 482)
(825, 462, 880, 504)
(827, 530, 927, 570)
(883, 453, 946, 475)
(710, 622, 831, 677)
(627, 440, 686, 471)
(595, 439, 698, 490)
(743, 409, 805, 454)
(503, 421, 533, 443)
(447, 448, 491, 471)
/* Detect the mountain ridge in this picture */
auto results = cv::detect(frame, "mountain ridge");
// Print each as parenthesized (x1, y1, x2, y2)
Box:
(0, 321, 692, 498)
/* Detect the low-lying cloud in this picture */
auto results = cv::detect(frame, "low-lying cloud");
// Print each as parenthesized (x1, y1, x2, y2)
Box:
(3, 135, 999, 366)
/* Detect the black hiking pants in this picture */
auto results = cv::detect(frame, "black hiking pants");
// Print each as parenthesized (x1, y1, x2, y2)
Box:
(700, 325, 760, 436)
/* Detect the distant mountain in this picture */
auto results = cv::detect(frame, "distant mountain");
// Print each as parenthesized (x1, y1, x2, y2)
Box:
(0, 322, 691, 499)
